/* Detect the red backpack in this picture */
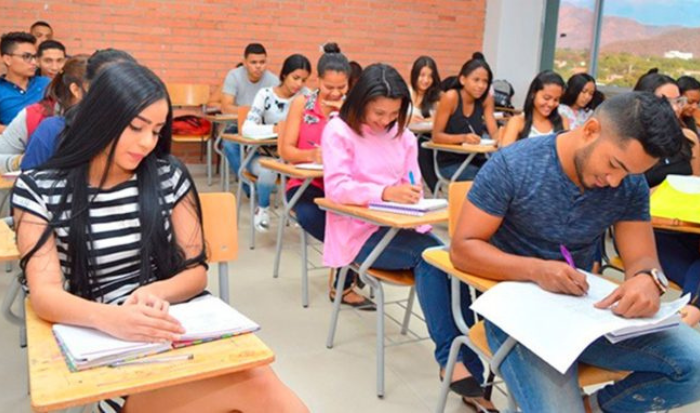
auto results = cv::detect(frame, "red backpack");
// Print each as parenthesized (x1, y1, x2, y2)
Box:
(172, 115, 212, 136)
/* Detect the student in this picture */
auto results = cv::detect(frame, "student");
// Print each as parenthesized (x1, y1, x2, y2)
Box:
(221, 43, 279, 188)
(35, 39, 66, 79)
(0, 54, 88, 173)
(409, 55, 441, 123)
(451, 92, 700, 412)
(432, 52, 498, 181)
(500, 70, 569, 147)
(241, 53, 311, 232)
(0, 32, 50, 131)
(20, 49, 137, 171)
(559, 73, 596, 129)
(280, 43, 372, 308)
(12, 61, 308, 413)
(678, 75, 700, 136)
(348, 60, 362, 91)
(29, 21, 53, 45)
(322, 63, 494, 410)
(634, 71, 700, 326)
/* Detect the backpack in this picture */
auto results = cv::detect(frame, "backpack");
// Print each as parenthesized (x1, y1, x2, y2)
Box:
(492, 79, 515, 109)
(172, 115, 212, 136)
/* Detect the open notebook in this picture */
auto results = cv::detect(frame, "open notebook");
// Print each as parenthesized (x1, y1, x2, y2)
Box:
(242, 132, 277, 141)
(52, 294, 260, 371)
(368, 198, 447, 216)
(471, 272, 688, 374)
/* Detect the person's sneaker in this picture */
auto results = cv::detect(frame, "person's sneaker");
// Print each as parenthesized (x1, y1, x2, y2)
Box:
(254, 207, 270, 232)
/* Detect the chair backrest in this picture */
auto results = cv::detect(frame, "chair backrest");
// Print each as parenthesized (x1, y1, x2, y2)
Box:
(448, 181, 473, 238)
(199, 192, 237, 263)
(167, 84, 210, 107)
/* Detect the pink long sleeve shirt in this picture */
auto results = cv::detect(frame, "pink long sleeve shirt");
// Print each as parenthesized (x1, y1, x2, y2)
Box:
(322, 116, 423, 268)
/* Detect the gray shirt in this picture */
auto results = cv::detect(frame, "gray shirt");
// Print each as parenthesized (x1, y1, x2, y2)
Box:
(468, 134, 649, 271)
(222, 67, 279, 106)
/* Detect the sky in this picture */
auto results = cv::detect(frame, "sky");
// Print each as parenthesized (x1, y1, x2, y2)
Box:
(564, 0, 700, 27)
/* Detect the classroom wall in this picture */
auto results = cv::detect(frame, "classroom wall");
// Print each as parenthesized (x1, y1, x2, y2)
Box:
(483, 0, 546, 108)
(2, 0, 487, 162)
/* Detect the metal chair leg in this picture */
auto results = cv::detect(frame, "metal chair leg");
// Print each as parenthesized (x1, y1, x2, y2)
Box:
(249, 184, 256, 250)
(206, 138, 213, 186)
(326, 267, 349, 349)
(219, 262, 230, 304)
(435, 335, 470, 413)
(374, 279, 386, 398)
(400, 286, 416, 335)
(272, 210, 286, 279)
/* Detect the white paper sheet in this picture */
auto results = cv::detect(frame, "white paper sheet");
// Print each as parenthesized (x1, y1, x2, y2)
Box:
(470, 272, 689, 374)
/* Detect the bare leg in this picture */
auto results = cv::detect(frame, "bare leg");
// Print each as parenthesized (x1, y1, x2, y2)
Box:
(124, 366, 308, 413)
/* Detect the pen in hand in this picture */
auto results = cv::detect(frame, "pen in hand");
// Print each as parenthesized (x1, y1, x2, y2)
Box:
(560, 244, 588, 295)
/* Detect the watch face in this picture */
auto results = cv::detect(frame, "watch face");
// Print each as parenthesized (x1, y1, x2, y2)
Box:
(652, 268, 669, 288)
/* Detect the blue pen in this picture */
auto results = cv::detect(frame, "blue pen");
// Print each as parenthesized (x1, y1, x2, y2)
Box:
(408, 171, 416, 185)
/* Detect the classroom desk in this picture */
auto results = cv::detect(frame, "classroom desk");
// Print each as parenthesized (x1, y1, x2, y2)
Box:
(421, 141, 497, 197)
(206, 113, 238, 188)
(408, 121, 433, 135)
(0, 219, 23, 347)
(26, 300, 275, 412)
(422, 247, 629, 412)
(0, 174, 16, 190)
(651, 217, 700, 235)
(315, 198, 447, 397)
(220, 134, 277, 193)
(259, 159, 323, 307)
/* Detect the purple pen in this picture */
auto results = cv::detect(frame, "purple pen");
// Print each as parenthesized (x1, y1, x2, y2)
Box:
(560, 244, 576, 268)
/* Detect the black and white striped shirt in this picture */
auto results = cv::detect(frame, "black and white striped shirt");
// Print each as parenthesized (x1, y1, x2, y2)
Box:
(12, 158, 193, 304)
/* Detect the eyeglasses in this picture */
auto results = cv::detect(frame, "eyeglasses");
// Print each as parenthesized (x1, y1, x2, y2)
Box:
(667, 96, 688, 108)
(8, 53, 38, 63)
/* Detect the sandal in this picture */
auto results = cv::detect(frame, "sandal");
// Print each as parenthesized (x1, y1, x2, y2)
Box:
(462, 397, 500, 413)
(329, 269, 376, 311)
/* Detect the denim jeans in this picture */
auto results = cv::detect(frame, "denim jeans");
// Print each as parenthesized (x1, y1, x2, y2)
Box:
(655, 230, 700, 298)
(485, 319, 700, 412)
(223, 141, 277, 208)
(438, 161, 481, 182)
(355, 227, 485, 382)
(285, 185, 354, 290)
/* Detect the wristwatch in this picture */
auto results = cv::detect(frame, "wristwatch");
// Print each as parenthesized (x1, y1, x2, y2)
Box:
(634, 268, 669, 295)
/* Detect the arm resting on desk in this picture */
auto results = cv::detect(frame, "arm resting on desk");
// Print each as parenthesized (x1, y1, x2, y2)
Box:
(280, 96, 319, 164)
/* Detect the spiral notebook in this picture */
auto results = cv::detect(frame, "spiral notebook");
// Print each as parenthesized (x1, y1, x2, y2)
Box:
(368, 198, 447, 216)
(52, 295, 260, 371)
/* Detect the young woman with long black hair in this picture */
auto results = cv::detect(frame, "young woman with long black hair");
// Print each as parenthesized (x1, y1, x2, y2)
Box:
(12, 62, 308, 413)
(559, 73, 596, 129)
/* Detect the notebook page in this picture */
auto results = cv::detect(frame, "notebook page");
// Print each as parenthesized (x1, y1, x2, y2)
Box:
(169, 295, 260, 341)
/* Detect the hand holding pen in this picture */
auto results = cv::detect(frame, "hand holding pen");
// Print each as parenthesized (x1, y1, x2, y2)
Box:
(531, 245, 589, 296)
(380, 171, 421, 204)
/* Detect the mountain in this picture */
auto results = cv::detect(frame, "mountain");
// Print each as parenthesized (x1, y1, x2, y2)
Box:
(557, 3, 677, 50)
(602, 27, 700, 58)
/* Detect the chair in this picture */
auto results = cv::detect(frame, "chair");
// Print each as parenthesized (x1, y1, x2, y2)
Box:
(167, 84, 214, 185)
(327, 265, 419, 398)
(430, 182, 630, 412)
(199, 192, 238, 304)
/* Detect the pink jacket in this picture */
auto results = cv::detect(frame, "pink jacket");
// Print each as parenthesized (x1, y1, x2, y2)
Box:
(322, 117, 422, 268)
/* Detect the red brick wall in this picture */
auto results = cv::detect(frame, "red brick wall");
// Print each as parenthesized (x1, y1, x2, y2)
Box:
(3, 0, 485, 162)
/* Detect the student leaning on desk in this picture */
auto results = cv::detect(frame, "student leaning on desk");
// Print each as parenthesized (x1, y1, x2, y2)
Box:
(11, 62, 307, 413)
(450, 91, 700, 413)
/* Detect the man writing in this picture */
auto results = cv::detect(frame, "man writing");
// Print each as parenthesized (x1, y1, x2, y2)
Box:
(452, 92, 700, 412)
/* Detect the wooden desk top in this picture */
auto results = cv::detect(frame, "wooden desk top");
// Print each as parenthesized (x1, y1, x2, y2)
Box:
(27, 301, 275, 412)
(205, 113, 238, 122)
(421, 141, 497, 154)
(0, 175, 16, 189)
(222, 133, 277, 145)
(0, 219, 18, 261)
(315, 198, 447, 228)
(259, 159, 323, 179)
(652, 220, 700, 235)
(408, 122, 433, 134)
(422, 248, 497, 292)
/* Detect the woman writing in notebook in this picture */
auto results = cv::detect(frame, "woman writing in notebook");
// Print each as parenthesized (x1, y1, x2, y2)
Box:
(432, 52, 498, 181)
(241, 53, 311, 232)
(322, 63, 495, 411)
(280, 43, 372, 308)
(500, 70, 569, 147)
(12, 62, 308, 413)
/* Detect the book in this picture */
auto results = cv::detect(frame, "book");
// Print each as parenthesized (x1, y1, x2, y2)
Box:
(295, 162, 323, 171)
(471, 272, 689, 374)
(52, 294, 260, 371)
(368, 198, 448, 216)
(243, 132, 278, 141)
(480, 138, 496, 146)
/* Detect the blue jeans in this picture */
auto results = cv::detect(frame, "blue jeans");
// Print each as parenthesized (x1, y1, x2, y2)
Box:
(438, 161, 481, 182)
(355, 228, 485, 381)
(655, 230, 700, 298)
(223, 141, 277, 208)
(485, 319, 700, 412)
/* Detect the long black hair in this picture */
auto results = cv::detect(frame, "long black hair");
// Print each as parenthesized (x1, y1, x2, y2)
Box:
(19, 62, 205, 301)
(561, 73, 596, 109)
(410, 56, 441, 118)
(279, 53, 311, 82)
(678, 75, 700, 136)
(452, 52, 492, 104)
(519, 70, 566, 140)
(340, 63, 411, 137)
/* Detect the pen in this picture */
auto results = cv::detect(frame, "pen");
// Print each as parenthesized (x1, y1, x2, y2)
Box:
(408, 171, 416, 185)
(306, 140, 319, 148)
(559, 244, 575, 268)
(109, 353, 194, 368)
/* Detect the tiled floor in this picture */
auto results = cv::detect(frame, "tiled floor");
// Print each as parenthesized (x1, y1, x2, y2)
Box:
(1, 167, 699, 412)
